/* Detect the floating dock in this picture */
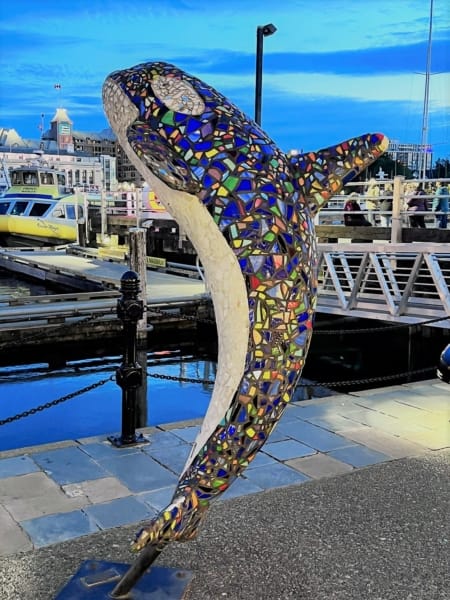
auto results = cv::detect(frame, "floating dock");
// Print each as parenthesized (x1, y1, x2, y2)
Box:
(0, 247, 212, 352)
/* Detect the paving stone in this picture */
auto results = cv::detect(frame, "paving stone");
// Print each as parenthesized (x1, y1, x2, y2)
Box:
(339, 409, 428, 436)
(0, 472, 86, 521)
(78, 442, 141, 460)
(263, 439, 316, 460)
(303, 413, 368, 433)
(20, 510, 99, 548)
(276, 419, 357, 452)
(286, 452, 354, 478)
(142, 442, 191, 475)
(400, 429, 450, 450)
(0, 455, 39, 479)
(83, 496, 153, 529)
(341, 428, 430, 459)
(328, 445, 392, 468)
(62, 477, 131, 504)
(0, 505, 32, 556)
(244, 463, 310, 489)
(164, 426, 199, 444)
(220, 477, 264, 500)
(32, 446, 109, 485)
(138, 486, 175, 512)
(246, 451, 278, 470)
(96, 452, 178, 493)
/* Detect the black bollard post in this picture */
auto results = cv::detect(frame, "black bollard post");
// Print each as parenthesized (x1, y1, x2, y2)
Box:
(109, 270, 147, 447)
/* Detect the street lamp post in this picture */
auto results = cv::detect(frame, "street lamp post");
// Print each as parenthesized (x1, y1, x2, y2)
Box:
(254, 23, 277, 126)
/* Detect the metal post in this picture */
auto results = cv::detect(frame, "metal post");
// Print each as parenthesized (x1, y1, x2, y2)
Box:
(255, 27, 264, 126)
(391, 175, 404, 244)
(108, 270, 147, 447)
(254, 23, 277, 126)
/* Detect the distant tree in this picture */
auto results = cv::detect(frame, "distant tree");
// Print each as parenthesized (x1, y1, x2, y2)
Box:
(355, 155, 414, 181)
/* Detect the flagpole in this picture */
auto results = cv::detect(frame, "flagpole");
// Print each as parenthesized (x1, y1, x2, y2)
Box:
(420, 0, 433, 180)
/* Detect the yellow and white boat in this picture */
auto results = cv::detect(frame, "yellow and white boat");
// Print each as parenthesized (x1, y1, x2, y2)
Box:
(0, 165, 84, 247)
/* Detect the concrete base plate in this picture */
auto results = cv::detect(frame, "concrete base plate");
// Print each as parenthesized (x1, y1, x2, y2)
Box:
(54, 559, 193, 599)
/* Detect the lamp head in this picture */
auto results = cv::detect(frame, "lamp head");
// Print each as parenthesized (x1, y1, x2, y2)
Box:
(259, 23, 277, 36)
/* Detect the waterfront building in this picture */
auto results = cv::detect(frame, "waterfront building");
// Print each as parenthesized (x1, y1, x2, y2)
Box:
(0, 104, 140, 191)
(387, 140, 433, 177)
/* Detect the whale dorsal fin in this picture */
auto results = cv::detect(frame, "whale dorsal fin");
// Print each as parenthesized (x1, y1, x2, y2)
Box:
(288, 133, 389, 215)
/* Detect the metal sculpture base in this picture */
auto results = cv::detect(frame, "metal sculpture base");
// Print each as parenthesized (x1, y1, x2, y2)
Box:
(54, 560, 193, 599)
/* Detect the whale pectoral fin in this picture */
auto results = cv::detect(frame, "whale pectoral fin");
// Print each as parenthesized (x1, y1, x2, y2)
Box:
(289, 133, 389, 215)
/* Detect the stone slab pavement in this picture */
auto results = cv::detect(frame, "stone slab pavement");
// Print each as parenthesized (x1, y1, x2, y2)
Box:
(0, 450, 448, 599)
(0, 378, 448, 597)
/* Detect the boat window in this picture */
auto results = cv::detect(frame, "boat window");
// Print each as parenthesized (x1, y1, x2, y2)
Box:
(11, 201, 29, 216)
(52, 207, 65, 218)
(29, 202, 52, 217)
(40, 173, 54, 185)
(66, 205, 76, 219)
(11, 172, 23, 185)
(57, 173, 66, 186)
(0, 201, 10, 215)
(77, 205, 84, 218)
(23, 172, 38, 185)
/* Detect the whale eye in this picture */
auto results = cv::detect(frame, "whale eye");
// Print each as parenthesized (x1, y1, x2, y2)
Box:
(151, 76, 205, 115)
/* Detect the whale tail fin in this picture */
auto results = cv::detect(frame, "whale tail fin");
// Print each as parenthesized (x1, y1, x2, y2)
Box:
(289, 133, 389, 215)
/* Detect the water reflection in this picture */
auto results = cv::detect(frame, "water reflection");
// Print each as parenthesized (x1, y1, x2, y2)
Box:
(0, 350, 216, 452)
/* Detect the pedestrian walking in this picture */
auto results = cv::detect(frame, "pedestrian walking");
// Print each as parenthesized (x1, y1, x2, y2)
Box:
(379, 183, 393, 227)
(432, 181, 449, 229)
(407, 184, 427, 228)
(365, 178, 380, 225)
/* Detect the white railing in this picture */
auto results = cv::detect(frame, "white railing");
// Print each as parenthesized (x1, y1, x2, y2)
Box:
(315, 176, 450, 235)
(317, 243, 450, 328)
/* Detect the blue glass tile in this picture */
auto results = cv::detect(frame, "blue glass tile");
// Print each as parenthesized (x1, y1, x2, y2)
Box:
(97, 452, 178, 493)
(32, 447, 109, 485)
(244, 463, 310, 490)
(0, 455, 39, 479)
(328, 445, 391, 468)
(276, 420, 356, 452)
(21, 510, 98, 547)
(83, 496, 153, 529)
(264, 439, 316, 461)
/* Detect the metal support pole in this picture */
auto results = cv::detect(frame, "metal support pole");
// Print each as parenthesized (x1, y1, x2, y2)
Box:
(254, 23, 277, 126)
(110, 546, 163, 598)
(254, 27, 264, 126)
(108, 270, 147, 447)
(391, 175, 404, 244)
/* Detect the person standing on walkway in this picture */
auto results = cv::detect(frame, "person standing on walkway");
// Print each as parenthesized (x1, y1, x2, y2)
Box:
(407, 183, 427, 228)
(432, 181, 449, 229)
(379, 183, 393, 227)
(365, 178, 380, 225)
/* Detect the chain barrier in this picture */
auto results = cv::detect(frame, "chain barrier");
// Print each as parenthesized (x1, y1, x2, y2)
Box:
(0, 363, 437, 429)
(0, 375, 114, 427)
(147, 365, 436, 389)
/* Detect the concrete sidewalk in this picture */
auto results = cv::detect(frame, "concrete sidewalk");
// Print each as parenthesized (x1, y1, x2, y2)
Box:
(0, 378, 448, 561)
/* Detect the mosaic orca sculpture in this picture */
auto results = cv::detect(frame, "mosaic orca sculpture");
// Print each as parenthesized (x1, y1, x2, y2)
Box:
(103, 62, 388, 554)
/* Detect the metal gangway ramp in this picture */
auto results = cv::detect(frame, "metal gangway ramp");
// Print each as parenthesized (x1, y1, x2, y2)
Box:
(317, 243, 450, 328)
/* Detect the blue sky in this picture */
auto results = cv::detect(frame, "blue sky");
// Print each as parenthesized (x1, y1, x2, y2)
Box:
(1, 0, 449, 159)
